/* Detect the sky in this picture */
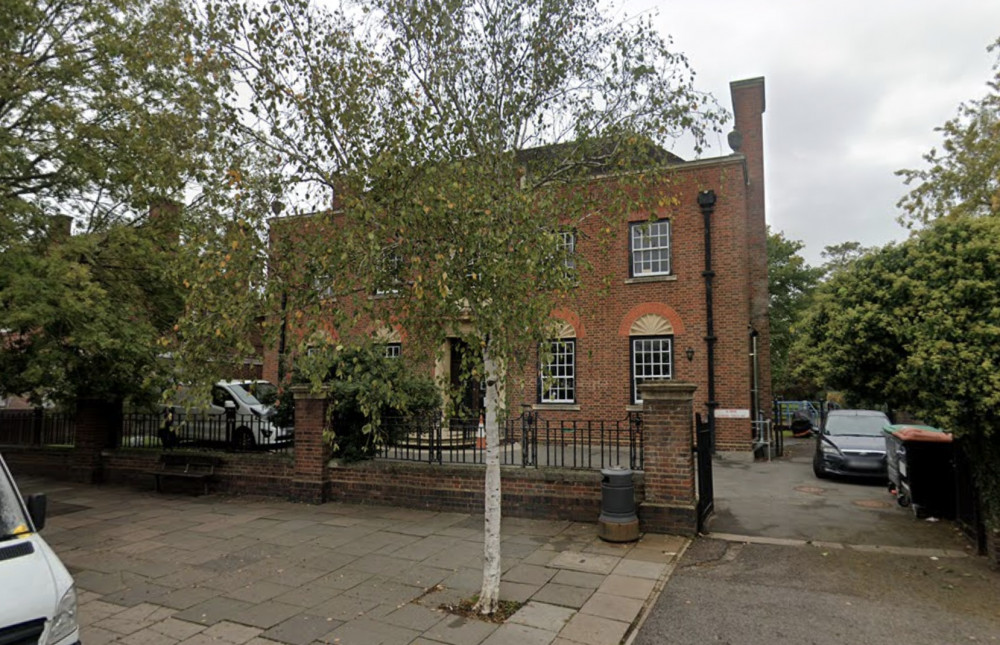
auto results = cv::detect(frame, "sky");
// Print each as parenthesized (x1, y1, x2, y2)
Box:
(627, 0, 1000, 265)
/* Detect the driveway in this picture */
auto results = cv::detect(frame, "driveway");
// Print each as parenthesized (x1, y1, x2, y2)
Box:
(632, 437, 1000, 645)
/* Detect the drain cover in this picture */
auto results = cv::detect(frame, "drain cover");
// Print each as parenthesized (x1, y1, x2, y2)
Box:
(795, 486, 825, 495)
(853, 499, 892, 509)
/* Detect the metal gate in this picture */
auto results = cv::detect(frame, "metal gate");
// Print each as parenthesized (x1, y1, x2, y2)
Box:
(695, 412, 714, 532)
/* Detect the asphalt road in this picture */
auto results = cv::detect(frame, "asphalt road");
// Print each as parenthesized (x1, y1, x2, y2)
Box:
(632, 437, 1000, 645)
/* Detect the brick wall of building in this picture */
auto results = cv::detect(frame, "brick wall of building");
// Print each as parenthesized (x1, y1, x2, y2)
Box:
(263, 78, 772, 456)
(508, 154, 761, 453)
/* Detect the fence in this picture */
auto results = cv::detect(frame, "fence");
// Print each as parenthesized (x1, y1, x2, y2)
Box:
(376, 412, 643, 471)
(751, 417, 781, 460)
(0, 410, 75, 446)
(120, 410, 294, 454)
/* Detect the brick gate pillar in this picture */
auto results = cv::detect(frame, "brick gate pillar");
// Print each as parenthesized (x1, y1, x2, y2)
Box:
(290, 385, 330, 503)
(73, 398, 121, 484)
(638, 381, 698, 536)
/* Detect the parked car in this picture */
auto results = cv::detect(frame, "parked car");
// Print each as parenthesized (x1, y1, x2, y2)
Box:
(813, 409, 890, 480)
(0, 452, 80, 645)
(162, 380, 292, 450)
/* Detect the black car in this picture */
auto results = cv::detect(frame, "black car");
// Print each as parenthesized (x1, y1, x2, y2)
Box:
(813, 409, 890, 480)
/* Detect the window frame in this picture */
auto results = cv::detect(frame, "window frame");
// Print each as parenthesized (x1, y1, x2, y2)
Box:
(383, 342, 401, 359)
(374, 249, 405, 296)
(630, 335, 673, 404)
(558, 229, 577, 272)
(629, 219, 671, 278)
(539, 338, 576, 404)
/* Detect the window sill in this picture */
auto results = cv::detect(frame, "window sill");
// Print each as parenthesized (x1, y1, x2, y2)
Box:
(533, 403, 581, 411)
(625, 274, 677, 285)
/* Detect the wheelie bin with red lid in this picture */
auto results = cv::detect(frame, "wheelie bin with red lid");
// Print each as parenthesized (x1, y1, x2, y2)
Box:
(883, 424, 955, 519)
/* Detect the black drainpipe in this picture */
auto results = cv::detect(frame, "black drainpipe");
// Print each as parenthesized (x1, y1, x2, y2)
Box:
(697, 190, 718, 452)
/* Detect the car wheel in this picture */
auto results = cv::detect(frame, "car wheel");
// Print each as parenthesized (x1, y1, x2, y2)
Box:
(233, 427, 256, 451)
(813, 458, 827, 479)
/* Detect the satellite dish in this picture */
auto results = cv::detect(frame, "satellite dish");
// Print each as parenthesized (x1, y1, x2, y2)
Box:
(727, 130, 743, 152)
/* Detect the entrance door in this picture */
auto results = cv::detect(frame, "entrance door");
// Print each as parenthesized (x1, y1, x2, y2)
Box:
(449, 339, 484, 438)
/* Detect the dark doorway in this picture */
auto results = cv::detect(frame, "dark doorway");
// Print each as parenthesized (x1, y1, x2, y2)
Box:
(449, 339, 484, 438)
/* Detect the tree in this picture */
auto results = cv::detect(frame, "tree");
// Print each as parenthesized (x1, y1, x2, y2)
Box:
(0, 0, 270, 405)
(0, 0, 240, 405)
(820, 241, 874, 278)
(795, 216, 1000, 528)
(202, 0, 724, 613)
(897, 38, 1000, 226)
(0, 0, 227, 234)
(766, 228, 821, 397)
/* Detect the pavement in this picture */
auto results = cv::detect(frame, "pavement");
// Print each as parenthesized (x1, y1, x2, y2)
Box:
(17, 475, 687, 645)
(630, 437, 1000, 645)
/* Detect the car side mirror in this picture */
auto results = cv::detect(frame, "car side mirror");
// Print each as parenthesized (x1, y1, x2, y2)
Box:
(27, 493, 47, 531)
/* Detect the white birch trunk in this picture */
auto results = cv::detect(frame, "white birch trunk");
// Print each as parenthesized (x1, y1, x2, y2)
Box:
(475, 349, 502, 614)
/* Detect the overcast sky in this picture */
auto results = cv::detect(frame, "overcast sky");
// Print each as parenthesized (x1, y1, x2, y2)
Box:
(628, 0, 1000, 265)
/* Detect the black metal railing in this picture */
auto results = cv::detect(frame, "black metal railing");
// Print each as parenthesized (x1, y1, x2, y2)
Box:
(120, 410, 294, 454)
(0, 409, 75, 446)
(376, 412, 643, 471)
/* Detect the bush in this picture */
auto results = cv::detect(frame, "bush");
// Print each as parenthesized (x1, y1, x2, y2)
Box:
(284, 343, 441, 461)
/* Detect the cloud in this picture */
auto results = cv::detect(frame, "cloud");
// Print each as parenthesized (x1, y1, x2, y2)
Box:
(639, 0, 1000, 263)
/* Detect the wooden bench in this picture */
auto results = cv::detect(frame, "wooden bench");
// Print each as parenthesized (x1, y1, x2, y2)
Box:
(147, 454, 222, 495)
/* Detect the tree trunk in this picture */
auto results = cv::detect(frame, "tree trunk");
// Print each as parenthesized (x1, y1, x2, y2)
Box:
(475, 349, 502, 614)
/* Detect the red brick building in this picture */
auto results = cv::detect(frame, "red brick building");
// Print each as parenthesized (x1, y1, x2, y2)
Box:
(265, 77, 770, 456)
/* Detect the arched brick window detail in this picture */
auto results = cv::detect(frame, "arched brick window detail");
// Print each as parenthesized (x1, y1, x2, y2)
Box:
(619, 306, 680, 405)
(551, 308, 585, 339)
(539, 316, 578, 404)
(618, 303, 685, 337)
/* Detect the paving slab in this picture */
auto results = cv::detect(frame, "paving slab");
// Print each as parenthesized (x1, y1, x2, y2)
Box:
(530, 583, 594, 609)
(260, 614, 342, 645)
(422, 615, 497, 645)
(22, 477, 690, 645)
(508, 602, 575, 632)
(481, 623, 556, 645)
(558, 613, 630, 645)
(548, 552, 620, 575)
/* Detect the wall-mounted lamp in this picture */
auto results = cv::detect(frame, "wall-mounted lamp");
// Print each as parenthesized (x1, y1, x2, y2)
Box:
(685, 347, 695, 362)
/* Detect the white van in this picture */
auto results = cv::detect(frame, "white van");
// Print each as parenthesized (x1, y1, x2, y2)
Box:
(0, 454, 79, 645)
(164, 380, 292, 450)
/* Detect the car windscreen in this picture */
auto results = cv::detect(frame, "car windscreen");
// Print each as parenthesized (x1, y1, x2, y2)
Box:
(229, 384, 263, 407)
(825, 415, 887, 437)
(0, 465, 31, 540)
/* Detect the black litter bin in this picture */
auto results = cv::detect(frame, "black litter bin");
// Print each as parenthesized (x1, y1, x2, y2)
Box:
(884, 425, 955, 519)
(598, 466, 639, 542)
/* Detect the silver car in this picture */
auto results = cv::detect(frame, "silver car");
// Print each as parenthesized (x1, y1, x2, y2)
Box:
(813, 409, 890, 480)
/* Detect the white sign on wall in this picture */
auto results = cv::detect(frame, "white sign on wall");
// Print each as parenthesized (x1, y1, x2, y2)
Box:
(715, 408, 751, 419)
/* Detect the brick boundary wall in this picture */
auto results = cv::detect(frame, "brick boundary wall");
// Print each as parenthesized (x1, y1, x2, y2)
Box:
(636, 382, 698, 535)
(2, 446, 76, 480)
(325, 460, 645, 524)
(98, 450, 296, 497)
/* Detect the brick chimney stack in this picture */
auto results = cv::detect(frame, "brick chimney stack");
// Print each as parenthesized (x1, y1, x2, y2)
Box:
(148, 201, 181, 246)
(729, 77, 771, 413)
(49, 214, 73, 241)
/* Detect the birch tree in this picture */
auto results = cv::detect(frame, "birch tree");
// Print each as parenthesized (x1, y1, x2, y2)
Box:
(201, 0, 723, 614)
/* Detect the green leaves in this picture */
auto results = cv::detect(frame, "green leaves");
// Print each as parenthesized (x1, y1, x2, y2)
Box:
(767, 228, 822, 395)
(797, 216, 1000, 446)
(897, 37, 1000, 226)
